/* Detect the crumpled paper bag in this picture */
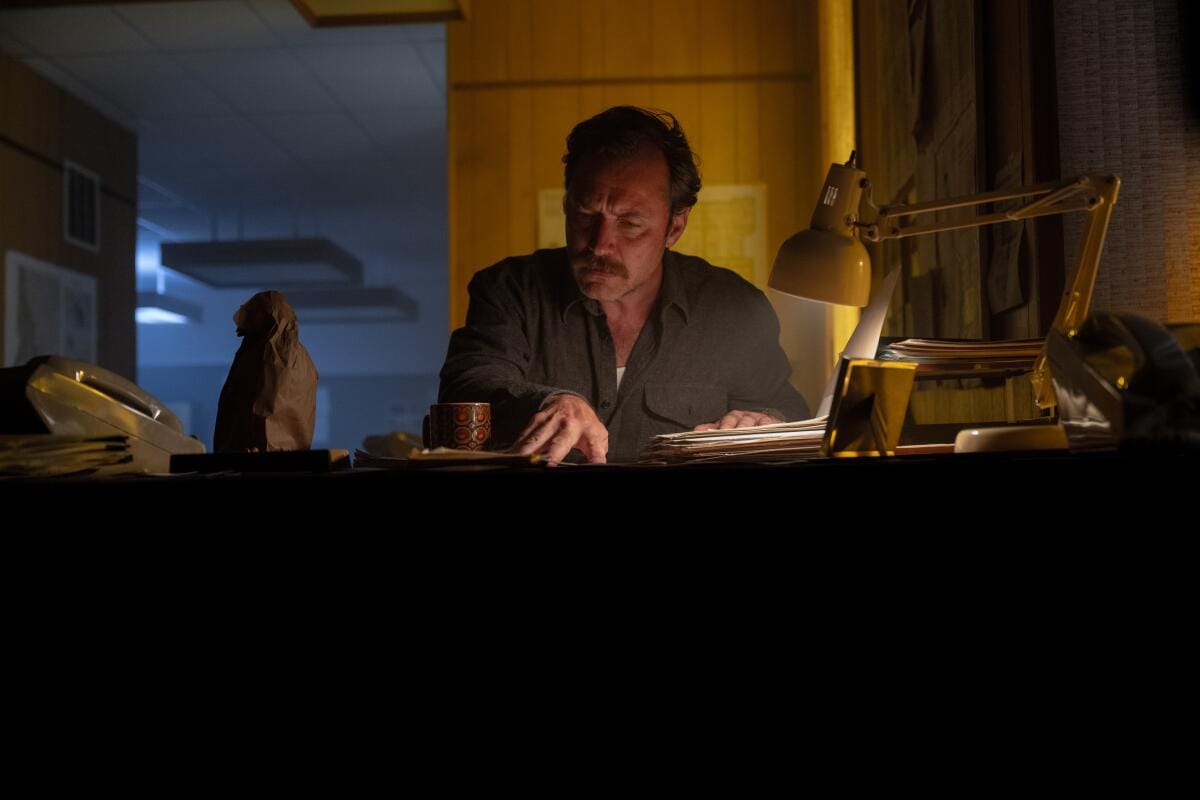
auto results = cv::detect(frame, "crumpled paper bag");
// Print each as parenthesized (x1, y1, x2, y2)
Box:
(214, 291, 319, 452)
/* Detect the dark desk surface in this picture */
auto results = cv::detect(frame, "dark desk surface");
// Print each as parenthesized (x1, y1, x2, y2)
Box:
(7, 446, 1191, 697)
(5, 447, 1194, 524)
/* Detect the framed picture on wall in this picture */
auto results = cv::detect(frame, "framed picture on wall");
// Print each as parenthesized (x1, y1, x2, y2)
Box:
(3, 250, 98, 367)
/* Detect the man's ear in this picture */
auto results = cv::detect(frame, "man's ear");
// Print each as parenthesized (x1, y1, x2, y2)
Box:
(665, 206, 691, 249)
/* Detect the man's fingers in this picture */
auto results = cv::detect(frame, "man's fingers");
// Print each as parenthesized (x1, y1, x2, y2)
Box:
(514, 417, 559, 454)
(519, 416, 580, 463)
(544, 432, 581, 464)
(515, 397, 610, 462)
(515, 409, 552, 444)
(716, 412, 743, 430)
(579, 426, 609, 463)
(704, 411, 774, 430)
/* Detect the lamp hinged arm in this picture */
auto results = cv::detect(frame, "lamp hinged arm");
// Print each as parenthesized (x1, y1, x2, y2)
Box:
(858, 173, 1119, 410)
(861, 175, 1112, 243)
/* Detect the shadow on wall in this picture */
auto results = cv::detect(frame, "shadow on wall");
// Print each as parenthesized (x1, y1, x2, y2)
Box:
(137, 365, 438, 453)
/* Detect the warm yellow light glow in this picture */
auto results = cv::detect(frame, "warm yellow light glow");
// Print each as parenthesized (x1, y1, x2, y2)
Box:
(817, 0, 861, 373)
(770, 2, 864, 413)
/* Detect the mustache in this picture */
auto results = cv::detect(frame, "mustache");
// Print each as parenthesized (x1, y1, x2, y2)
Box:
(573, 253, 628, 277)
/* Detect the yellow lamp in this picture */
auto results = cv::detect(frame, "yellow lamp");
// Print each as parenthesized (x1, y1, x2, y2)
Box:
(768, 154, 872, 307)
(769, 151, 1120, 454)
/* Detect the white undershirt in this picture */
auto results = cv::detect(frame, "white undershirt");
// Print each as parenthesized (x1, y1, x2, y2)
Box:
(616, 366, 627, 389)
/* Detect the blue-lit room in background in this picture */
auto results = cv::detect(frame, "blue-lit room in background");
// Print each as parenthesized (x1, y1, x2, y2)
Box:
(0, 1, 452, 452)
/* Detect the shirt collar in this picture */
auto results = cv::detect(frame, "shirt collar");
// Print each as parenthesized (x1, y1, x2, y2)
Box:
(559, 248, 692, 324)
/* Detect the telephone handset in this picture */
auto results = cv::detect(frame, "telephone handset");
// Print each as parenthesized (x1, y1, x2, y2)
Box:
(0, 355, 205, 471)
(52, 356, 186, 431)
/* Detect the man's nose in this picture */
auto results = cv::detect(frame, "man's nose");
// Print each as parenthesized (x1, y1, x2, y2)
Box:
(589, 217, 618, 255)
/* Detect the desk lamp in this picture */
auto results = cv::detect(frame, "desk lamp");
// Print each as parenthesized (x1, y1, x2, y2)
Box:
(769, 152, 1120, 452)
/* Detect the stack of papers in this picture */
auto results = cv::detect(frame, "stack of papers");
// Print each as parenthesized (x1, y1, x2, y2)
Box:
(879, 338, 1042, 373)
(0, 435, 132, 478)
(641, 417, 829, 464)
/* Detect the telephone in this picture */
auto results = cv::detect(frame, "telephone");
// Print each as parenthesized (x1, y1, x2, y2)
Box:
(0, 355, 206, 472)
(1046, 312, 1200, 450)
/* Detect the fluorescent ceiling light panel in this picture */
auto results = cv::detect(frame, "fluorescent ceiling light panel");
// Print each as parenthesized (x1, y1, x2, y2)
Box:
(136, 308, 188, 325)
(136, 292, 203, 325)
(160, 238, 364, 289)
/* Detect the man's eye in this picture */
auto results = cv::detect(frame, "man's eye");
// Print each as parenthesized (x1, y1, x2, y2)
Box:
(620, 220, 642, 230)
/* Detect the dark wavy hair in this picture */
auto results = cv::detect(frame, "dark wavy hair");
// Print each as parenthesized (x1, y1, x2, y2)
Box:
(563, 106, 702, 214)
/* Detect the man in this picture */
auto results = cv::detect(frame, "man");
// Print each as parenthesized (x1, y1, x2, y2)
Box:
(438, 106, 809, 463)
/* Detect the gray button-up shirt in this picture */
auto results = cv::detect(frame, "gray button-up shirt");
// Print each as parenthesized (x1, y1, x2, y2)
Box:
(438, 248, 810, 462)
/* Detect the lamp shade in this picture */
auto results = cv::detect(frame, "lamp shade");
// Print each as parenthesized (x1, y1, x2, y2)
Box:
(767, 159, 872, 307)
(769, 228, 871, 306)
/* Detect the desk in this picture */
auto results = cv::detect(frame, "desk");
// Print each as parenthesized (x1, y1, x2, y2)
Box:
(6, 447, 1191, 708)
(5, 448, 1194, 530)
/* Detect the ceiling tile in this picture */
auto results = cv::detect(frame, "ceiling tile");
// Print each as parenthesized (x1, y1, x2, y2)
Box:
(138, 130, 207, 173)
(139, 168, 245, 216)
(0, 7, 152, 55)
(141, 114, 293, 175)
(205, 167, 296, 208)
(251, 111, 376, 161)
(305, 163, 442, 232)
(114, 1, 277, 51)
(137, 154, 221, 204)
(175, 49, 338, 113)
(354, 108, 444, 162)
(296, 43, 442, 109)
(56, 53, 230, 116)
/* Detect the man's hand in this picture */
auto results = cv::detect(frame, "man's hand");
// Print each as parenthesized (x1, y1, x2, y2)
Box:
(513, 394, 609, 463)
(693, 409, 783, 431)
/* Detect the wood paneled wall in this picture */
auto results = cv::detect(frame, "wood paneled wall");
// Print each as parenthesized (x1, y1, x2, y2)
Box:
(0, 52, 138, 379)
(856, 0, 986, 341)
(447, 0, 822, 331)
(855, 0, 1065, 425)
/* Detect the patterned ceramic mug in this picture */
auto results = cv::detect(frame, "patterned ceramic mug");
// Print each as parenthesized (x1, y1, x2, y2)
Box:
(423, 402, 492, 450)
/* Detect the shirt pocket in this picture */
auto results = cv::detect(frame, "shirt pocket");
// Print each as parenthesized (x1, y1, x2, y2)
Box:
(643, 382, 728, 430)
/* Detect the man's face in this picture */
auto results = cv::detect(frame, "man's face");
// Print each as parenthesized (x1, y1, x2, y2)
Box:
(565, 146, 689, 303)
